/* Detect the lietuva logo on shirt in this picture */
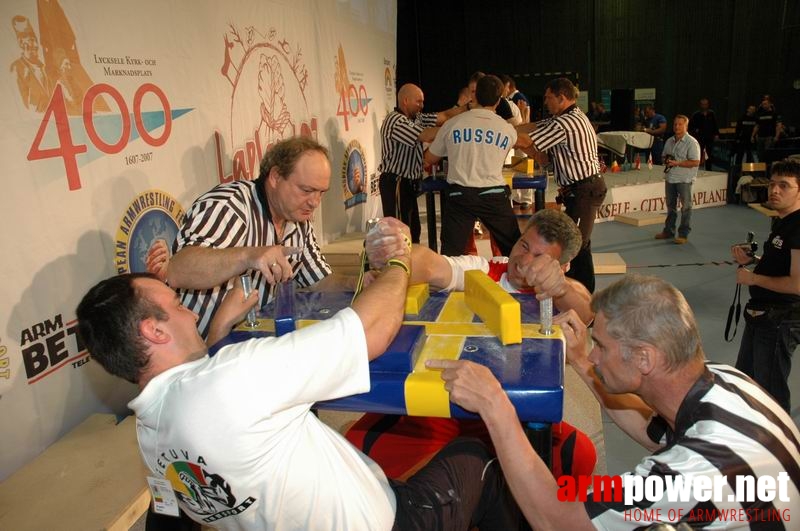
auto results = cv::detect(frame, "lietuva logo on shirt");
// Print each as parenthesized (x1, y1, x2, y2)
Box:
(451, 127, 510, 150)
(158, 449, 256, 523)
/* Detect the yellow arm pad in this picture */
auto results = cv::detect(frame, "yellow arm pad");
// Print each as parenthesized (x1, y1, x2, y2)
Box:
(463, 270, 522, 345)
(405, 283, 429, 315)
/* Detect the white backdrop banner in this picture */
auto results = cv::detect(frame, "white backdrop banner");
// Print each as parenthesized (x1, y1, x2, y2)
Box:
(0, 0, 396, 480)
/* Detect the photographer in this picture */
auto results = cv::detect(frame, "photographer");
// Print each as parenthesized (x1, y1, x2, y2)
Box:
(731, 158, 800, 412)
(654, 115, 701, 245)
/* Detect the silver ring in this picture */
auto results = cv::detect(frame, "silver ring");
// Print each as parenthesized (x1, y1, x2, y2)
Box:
(270, 262, 278, 268)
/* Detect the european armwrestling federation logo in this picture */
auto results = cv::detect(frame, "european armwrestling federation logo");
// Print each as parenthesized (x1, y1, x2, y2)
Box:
(115, 190, 185, 275)
(342, 140, 367, 209)
(163, 458, 255, 523)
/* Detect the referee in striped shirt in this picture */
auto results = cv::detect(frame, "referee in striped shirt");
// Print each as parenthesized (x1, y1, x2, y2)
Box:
(379, 84, 467, 243)
(429, 274, 800, 530)
(154, 137, 344, 338)
(520, 78, 606, 293)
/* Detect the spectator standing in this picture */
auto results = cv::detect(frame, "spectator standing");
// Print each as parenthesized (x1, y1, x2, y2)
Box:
(689, 97, 719, 170)
(643, 104, 668, 164)
(655, 115, 701, 245)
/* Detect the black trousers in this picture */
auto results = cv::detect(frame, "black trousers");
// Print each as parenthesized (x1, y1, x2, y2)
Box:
(380, 172, 421, 243)
(392, 438, 526, 531)
(561, 175, 607, 293)
(440, 184, 520, 257)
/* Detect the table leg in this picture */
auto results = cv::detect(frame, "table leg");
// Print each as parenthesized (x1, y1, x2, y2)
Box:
(426, 190, 437, 253)
(534, 189, 545, 212)
(524, 421, 552, 470)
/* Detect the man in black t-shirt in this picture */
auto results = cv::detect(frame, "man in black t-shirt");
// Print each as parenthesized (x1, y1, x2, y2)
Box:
(735, 104, 758, 165)
(732, 158, 800, 411)
(754, 94, 781, 163)
(689, 97, 719, 170)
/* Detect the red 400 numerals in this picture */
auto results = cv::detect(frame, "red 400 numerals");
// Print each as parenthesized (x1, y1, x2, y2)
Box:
(27, 82, 171, 191)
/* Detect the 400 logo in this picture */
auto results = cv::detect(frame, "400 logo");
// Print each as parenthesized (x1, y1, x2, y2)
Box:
(342, 140, 367, 209)
(383, 58, 395, 114)
(115, 190, 186, 279)
(215, 24, 318, 184)
(162, 455, 255, 523)
(13, 1, 192, 191)
(334, 44, 372, 132)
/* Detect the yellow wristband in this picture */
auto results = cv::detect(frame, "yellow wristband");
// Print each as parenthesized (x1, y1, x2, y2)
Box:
(401, 233, 412, 251)
(386, 258, 410, 276)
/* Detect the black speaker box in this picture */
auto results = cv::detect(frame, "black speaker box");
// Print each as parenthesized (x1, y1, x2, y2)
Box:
(610, 89, 635, 131)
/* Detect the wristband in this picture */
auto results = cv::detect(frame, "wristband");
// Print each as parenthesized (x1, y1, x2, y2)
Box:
(401, 233, 412, 251)
(386, 258, 410, 276)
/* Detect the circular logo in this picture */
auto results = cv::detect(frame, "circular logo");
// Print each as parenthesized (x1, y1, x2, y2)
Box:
(115, 190, 185, 275)
(342, 140, 367, 209)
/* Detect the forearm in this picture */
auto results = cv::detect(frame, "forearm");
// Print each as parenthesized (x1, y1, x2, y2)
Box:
(206, 316, 236, 348)
(674, 159, 700, 168)
(418, 127, 439, 144)
(481, 392, 594, 530)
(436, 104, 467, 125)
(750, 274, 800, 296)
(554, 279, 593, 325)
(423, 148, 442, 167)
(409, 244, 453, 289)
(167, 246, 254, 289)
(352, 265, 409, 359)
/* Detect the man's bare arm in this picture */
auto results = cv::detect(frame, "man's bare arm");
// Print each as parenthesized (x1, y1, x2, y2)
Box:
(167, 245, 296, 289)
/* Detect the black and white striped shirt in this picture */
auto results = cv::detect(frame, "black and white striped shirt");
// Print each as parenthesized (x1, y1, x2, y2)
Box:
(174, 177, 331, 338)
(587, 363, 800, 529)
(530, 105, 600, 187)
(378, 109, 438, 180)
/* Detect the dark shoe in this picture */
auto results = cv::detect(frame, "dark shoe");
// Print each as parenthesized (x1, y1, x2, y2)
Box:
(674, 236, 688, 244)
(654, 232, 673, 240)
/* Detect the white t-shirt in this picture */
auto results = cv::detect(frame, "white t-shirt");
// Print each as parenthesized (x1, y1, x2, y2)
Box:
(429, 108, 517, 188)
(129, 308, 396, 531)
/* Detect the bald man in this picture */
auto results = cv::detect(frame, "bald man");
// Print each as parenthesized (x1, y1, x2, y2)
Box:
(378, 83, 467, 242)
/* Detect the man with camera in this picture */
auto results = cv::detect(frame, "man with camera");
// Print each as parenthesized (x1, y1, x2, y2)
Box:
(732, 158, 800, 412)
(654, 115, 701, 245)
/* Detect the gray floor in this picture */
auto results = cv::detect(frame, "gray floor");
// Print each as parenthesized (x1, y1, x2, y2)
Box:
(590, 203, 800, 474)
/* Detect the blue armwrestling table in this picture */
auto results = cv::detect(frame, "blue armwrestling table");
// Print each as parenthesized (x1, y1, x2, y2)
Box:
(210, 290, 565, 463)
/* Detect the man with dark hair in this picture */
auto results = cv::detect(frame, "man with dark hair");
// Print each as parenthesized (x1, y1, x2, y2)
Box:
(429, 274, 800, 529)
(347, 209, 595, 480)
(501, 74, 530, 123)
(689, 97, 719, 170)
(735, 104, 758, 165)
(518, 77, 606, 293)
(655, 115, 701, 245)
(378, 84, 467, 244)
(468, 71, 517, 124)
(146, 136, 342, 338)
(732, 158, 800, 412)
(643, 105, 667, 164)
(425, 75, 532, 256)
(754, 94, 782, 162)
(77, 219, 525, 530)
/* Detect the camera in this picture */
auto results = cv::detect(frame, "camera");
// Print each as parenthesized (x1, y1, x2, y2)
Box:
(734, 231, 758, 257)
(663, 154, 673, 173)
